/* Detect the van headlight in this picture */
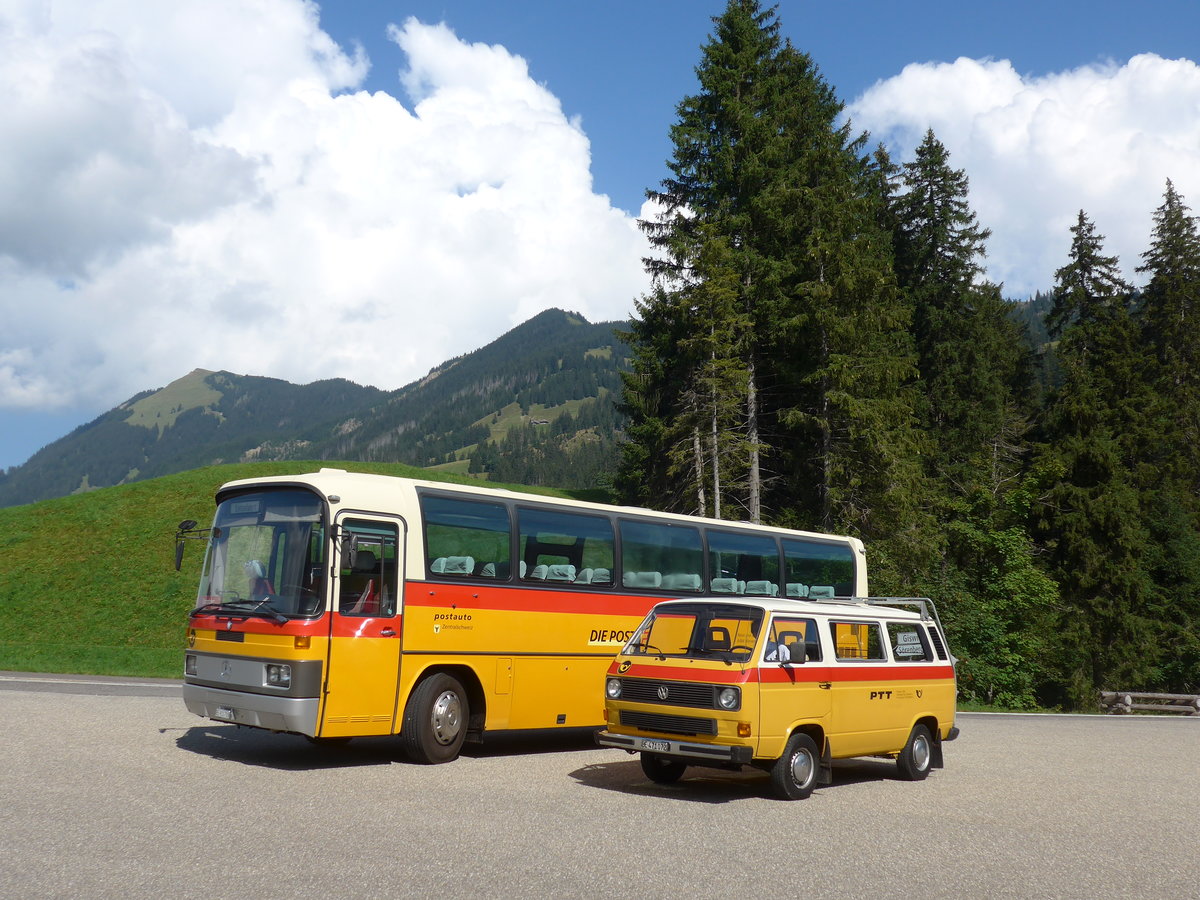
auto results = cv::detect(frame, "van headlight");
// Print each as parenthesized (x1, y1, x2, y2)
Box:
(265, 663, 291, 687)
(606, 677, 622, 699)
(717, 687, 741, 710)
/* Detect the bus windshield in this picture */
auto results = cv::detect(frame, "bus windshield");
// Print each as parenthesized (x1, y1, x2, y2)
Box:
(195, 489, 327, 620)
(625, 604, 764, 664)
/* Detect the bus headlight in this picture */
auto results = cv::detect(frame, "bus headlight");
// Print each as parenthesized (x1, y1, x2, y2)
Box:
(606, 677, 622, 699)
(717, 687, 741, 710)
(265, 664, 291, 687)
(184, 654, 197, 676)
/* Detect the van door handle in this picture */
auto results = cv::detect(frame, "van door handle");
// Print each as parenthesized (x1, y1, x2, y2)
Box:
(818, 682, 831, 690)
(380, 628, 397, 637)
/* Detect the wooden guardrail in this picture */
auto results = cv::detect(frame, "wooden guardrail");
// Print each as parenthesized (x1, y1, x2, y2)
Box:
(1100, 691, 1200, 715)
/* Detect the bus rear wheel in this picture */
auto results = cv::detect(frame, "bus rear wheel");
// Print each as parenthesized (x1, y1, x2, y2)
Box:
(640, 753, 687, 784)
(401, 673, 468, 764)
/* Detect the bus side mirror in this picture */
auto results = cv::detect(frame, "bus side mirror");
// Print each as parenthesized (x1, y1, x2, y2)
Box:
(342, 533, 359, 570)
(174, 520, 199, 571)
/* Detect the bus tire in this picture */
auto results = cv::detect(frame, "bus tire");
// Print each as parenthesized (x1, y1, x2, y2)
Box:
(640, 753, 687, 784)
(771, 732, 819, 800)
(401, 672, 468, 764)
(897, 724, 933, 781)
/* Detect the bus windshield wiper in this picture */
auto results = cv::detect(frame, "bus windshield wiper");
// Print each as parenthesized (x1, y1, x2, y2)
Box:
(191, 600, 287, 624)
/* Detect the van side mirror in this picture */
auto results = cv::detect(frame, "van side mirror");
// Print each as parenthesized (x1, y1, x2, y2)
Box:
(782, 644, 805, 666)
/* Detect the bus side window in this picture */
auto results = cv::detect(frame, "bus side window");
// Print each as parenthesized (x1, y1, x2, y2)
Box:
(421, 495, 511, 581)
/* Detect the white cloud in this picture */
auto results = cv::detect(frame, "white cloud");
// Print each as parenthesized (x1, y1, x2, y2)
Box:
(847, 53, 1200, 296)
(0, 2, 650, 411)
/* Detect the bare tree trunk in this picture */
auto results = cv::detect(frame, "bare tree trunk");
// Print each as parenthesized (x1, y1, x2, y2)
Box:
(710, 383, 721, 520)
(747, 357, 761, 524)
(692, 424, 707, 517)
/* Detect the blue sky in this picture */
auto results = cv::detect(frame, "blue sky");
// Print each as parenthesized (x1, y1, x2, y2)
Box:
(3, 0, 1200, 472)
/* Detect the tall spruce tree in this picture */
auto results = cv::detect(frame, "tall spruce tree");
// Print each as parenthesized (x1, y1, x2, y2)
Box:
(622, 0, 792, 521)
(885, 130, 1046, 706)
(1035, 211, 1155, 704)
(620, 1, 929, 568)
(1133, 182, 1200, 693)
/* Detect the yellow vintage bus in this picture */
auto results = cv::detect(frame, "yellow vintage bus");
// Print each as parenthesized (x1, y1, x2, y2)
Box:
(597, 596, 958, 799)
(179, 468, 866, 763)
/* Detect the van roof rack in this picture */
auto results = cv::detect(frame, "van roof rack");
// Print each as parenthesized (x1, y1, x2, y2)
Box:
(817, 596, 951, 655)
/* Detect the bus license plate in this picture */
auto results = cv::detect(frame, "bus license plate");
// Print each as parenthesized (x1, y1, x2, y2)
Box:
(641, 739, 670, 752)
(215, 705, 235, 720)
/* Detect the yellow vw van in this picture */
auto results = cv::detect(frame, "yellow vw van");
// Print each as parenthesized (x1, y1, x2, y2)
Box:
(596, 596, 958, 799)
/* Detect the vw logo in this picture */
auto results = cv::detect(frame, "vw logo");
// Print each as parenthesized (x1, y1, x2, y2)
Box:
(656, 685, 669, 701)
(220, 661, 232, 679)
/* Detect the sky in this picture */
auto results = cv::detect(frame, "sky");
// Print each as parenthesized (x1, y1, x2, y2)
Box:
(3, 0, 1200, 471)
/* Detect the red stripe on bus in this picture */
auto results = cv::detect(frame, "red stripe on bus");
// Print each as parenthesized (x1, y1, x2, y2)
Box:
(405, 582, 657, 617)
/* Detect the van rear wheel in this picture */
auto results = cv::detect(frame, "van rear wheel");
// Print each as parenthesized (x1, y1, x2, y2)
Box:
(640, 753, 687, 784)
(897, 724, 933, 781)
(771, 732, 819, 800)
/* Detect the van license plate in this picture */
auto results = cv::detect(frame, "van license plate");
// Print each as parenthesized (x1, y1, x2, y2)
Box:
(215, 705, 235, 720)
(641, 739, 670, 752)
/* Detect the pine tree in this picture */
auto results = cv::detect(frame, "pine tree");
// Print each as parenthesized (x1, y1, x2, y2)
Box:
(621, 1, 930, 562)
(1035, 211, 1155, 704)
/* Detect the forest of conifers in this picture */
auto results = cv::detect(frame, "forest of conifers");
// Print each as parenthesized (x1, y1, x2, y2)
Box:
(613, 1, 1200, 708)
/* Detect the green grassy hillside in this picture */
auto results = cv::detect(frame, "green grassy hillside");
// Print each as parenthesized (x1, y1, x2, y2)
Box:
(0, 460, 572, 678)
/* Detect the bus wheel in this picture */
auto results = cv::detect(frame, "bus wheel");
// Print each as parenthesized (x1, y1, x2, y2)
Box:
(402, 673, 468, 764)
(640, 753, 687, 784)
(771, 732, 819, 800)
(897, 724, 933, 781)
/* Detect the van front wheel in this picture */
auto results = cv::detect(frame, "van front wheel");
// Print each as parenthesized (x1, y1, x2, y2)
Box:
(897, 724, 933, 781)
(771, 732, 819, 800)
(640, 753, 687, 784)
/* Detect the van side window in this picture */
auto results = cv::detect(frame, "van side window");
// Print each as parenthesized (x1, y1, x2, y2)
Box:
(887, 621, 932, 661)
(830, 621, 886, 661)
(770, 617, 821, 662)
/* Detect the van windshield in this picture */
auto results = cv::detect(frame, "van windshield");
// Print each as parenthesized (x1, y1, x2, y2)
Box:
(625, 604, 763, 663)
(194, 488, 327, 620)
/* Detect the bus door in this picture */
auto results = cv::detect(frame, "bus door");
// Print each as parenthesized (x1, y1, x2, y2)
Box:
(320, 515, 406, 738)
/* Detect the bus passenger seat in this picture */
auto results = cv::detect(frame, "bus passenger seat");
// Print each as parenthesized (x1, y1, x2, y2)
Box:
(623, 571, 662, 589)
(786, 583, 808, 598)
(546, 564, 576, 582)
(575, 568, 593, 584)
(662, 573, 701, 590)
(710, 577, 741, 594)
(591, 568, 611, 584)
(745, 580, 778, 596)
(528, 564, 549, 581)
(808, 585, 835, 599)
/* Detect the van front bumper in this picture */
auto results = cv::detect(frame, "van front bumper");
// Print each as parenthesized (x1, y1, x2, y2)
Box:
(596, 730, 754, 764)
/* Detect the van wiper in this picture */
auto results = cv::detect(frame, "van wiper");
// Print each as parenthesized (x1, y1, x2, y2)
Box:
(190, 600, 287, 625)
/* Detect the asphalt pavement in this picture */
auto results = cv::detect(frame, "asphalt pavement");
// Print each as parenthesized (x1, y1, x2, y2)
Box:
(0, 674, 1197, 898)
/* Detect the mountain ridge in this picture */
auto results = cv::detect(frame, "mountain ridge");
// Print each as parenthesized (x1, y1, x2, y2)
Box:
(0, 309, 630, 507)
